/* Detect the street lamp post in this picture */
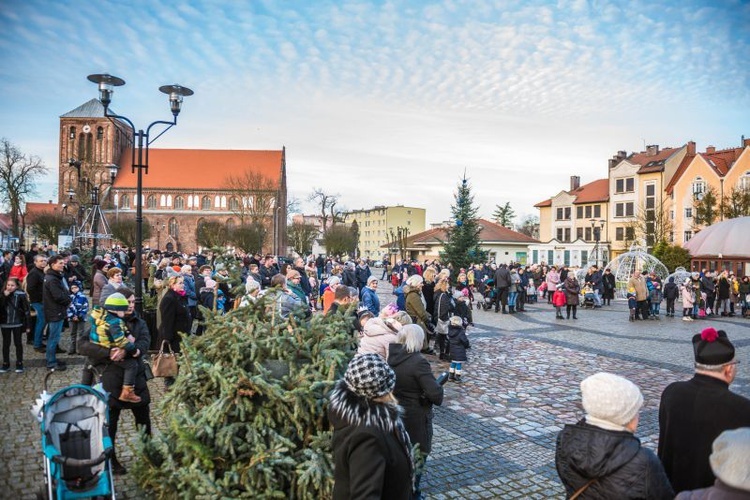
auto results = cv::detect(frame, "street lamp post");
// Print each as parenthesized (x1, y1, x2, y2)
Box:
(87, 74, 193, 315)
(589, 219, 606, 267)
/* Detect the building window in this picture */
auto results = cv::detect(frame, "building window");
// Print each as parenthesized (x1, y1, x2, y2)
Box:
(564, 228, 571, 242)
(69, 127, 76, 140)
(615, 202, 634, 217)
(576, 228, 583, 240)
(615, 178, 635, 193)
(740, 173, 750, 191)
(669, 231, 674, 243)
(616, 227, 624, 241)
(97, 126, 103, 140)
(175, 196, 184, 209)
(167, 195, 172, 207)
(160, 195, 166, 207)
(576, 206, 583, 219)
(585, 227, 592, 241)
(670, 210, 675, 220)
(585, 205, 592, 218)
(193, 195, 199, 208)
(692, 178, 706, 198)
(556, 207, 571, 221)
(556, 208, 563, 220)
(684, 231, 693, 242)
(202, 196, 211, 210)
(229, 197, 239, 211)
(214, 195, 220, 208)
(684, 208, 693, 219)
(594, 205, 601, 218)
(626, 227, 635, 239)
(168, 218, 179, 238)
(556, 228, 564, 241)
(147, 195, 156, 209)
(121, 194, 130, 209)
(645, 183, 656, 209)
(221, 196, 227, 209)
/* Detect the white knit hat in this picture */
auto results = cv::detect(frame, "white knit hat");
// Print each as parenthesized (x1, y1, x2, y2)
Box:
(581, 372, 643, 428)
(710, 428, 750, 491)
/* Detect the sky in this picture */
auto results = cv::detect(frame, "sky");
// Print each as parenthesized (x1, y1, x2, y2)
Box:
(1, 0, 749, 227)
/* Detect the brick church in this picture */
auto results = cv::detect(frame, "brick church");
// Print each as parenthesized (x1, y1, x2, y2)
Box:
(56, 99, 287, 253)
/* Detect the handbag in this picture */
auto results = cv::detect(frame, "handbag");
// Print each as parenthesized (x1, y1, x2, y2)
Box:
(152, 340, 179, 378)
(434, 294, 450, 334)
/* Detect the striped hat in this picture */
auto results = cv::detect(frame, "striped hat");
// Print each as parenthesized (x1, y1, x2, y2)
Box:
(104, 293, 129, 312)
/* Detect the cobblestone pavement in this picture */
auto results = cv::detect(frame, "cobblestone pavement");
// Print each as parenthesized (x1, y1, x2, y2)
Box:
(2, 284, 748, 499)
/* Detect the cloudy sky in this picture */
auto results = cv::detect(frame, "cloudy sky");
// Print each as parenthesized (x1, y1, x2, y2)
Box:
(1, 0, 748, 226)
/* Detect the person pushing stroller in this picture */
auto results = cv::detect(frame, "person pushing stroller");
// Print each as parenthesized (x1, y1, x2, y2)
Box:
(89, 293, 141, 403)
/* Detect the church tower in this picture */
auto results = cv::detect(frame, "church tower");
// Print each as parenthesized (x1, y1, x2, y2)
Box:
(58, 99, 131, 205)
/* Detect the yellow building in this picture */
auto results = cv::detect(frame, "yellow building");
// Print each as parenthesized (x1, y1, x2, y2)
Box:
(606, 144, 690, 257)
(666, 139, 750, 247)
(344, 205, 426, 258)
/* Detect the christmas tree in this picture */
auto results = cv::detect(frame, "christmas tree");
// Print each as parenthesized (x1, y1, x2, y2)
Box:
(134, 253, 358, 498)
(440, 175, 486, 273)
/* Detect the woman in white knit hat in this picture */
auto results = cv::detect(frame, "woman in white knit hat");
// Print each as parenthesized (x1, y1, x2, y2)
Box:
(556, 372, 674, 499)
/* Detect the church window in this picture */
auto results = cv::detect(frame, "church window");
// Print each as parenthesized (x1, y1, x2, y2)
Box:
(202, 196, 211, 210)
(168, 218, 179, 238)
(147, 195, 157, 209)
(121, 195, 130, 209)
(97, 127, 104, 140)
(193, 195, 199, 207)
(221, 196, 227, 208)
(69, 127, 76, 140)
(229, 197, 239, 211)
(160, 195, 166, 207)
(214, 195, 220, 208)
(175, 196, 185, 209)
(167, 195, 172, 206)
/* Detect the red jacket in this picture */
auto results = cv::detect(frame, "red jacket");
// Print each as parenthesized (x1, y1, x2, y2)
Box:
(552, 290, 567, 307)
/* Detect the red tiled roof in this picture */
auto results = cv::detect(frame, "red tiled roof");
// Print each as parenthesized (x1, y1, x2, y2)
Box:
(571, 178, 609, 205)
(665, 153, 697, 194)
(0, 213, 12, 232)
(25, 202, 64, 221)
(112, 149, 284, 190)
(665, 146, 747, 194)
(534, 198, 552, 208)
(386, 218, 538, 248)
(630, 147, 679, 174)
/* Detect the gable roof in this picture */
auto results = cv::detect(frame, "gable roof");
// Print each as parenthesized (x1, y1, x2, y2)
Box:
(666, 146, 747, 194)
(25, 202, 64, 222)
(570, 178, 609, 205)
(534, 198, 552, 208)
(60, 98, 108, 118)
(389, 218, 538, 248)
(630, 147, 680, 174)
(111, 148, 284, 191)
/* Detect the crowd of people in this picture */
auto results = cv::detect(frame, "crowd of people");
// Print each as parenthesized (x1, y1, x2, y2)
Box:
(2, 243, 749, 498)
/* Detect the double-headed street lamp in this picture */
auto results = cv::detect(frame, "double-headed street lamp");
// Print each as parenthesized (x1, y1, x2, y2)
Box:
(87, 73, 193, 315)
(589, 218, 606, 267)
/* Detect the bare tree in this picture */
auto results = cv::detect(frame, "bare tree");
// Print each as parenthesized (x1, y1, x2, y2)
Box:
(515, 214, 539, 239)
(631, 200, 673, 249)
(720, 186, 750, 219)
(196, 221, 229, 248)
(110, 216, 153, 248)
(287, 222, 319, 257)
(0, 138, 48, 236)
(308, 188, 339, 232)
(30, 212, 71, 244)
(224, 170, 278, 225)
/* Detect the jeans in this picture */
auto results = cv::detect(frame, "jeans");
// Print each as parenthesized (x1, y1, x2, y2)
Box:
(650, 303, 660, 316)
(508, 291, 518, 307)
(593, 290, 602, 307)
(31, 302, 46, 348)
(45, 320, 64, 368)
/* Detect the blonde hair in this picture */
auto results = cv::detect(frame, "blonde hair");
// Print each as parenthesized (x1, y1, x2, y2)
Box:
(167, 275, 183, 288)
(423, 266, 437, 283)
(405, 275, 424, 287)
(286, 269, 301, 279)
(435, 278, 449, 292)
(438, 269, 451, 279)
(390, 311, 413, 326)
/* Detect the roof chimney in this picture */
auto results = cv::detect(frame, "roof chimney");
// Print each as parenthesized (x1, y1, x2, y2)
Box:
(687, 141, 696, 156)
(617, 150, 627, 160)
(743, 135, 750, 148)
(646, 144, 659, 156)
(570, 175, 580, 191)
(608, 158, 617, 169)
(706, 145, 716, 154)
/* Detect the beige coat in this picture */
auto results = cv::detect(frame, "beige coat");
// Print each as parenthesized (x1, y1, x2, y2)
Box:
(357, 318, 401, 360)
(628, 276, 648, 301)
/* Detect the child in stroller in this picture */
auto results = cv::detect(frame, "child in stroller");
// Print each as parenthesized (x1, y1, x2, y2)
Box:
(581, 285, 596, 309)
(479, 278, 497, 311)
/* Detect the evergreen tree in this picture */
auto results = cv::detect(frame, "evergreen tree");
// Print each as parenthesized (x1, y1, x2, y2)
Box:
(492, 201, 516, 227)
(440, 175, 486, 272)
(134, 251, 357, 498)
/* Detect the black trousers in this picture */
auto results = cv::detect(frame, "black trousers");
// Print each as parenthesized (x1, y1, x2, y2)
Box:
(666, 298, 676, 315)
(109, 404, 152, 457)
(1, 326, 23, 364)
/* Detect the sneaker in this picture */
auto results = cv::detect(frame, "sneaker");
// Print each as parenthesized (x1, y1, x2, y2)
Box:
(47, 362, 67, 371)
(15, 363, 24, 373)
(0, 364, 9, 373)
(682, 316, 693, 321)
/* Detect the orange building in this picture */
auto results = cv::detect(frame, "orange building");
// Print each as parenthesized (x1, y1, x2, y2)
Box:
(57, 99, 287, 253)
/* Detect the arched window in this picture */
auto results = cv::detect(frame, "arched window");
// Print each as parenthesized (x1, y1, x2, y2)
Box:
(228, 197, 239, 211)
(214, 195, 220, 208)
(69, 126, 76, 140)
(193, 195, 199, 208)
(160, 195, 166, 207)
(201, 196, 211, 210)
(221, 196, 227, 208)
(97, 126, 104, 140)
(121, 194, 130, 209)
(147, 195, 157, 209)
(175, 196, 184, 209)
(168, 218, 179, 237)
(167, 195, 172, 206)
(113, 193, 119, 206)
(187, 195, 193, 208)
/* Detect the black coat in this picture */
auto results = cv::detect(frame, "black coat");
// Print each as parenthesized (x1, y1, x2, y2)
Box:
(433, 290, 452, 323)
(329, 380, 413, 500)
(157, 289, 191, 353)
(602, 272, 616, 299)
(663, 280, 680, 300)
(422, 281, 436, 322)
(0, 290, 30, 328)
(556, 420, 674, 499)
(447, 324, 469, 362)
(78, 312, 152, 409)
(342, 268, 357, 288)
(26, 266, 45, 303)
(658, 374, 750, 493)
(388, 344, 444, 455)
(42, 269, 71, 322)
(494, 266, 511, 289)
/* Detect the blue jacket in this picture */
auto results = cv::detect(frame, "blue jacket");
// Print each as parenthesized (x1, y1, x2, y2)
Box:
(392, 286, 406, 311)
(183, 274, 198, 307)
(361, 286, 380, 316)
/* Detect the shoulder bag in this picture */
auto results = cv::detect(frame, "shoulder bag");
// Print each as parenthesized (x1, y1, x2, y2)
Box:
(152, 340, 179, 378)
(435, 294, 449, 334)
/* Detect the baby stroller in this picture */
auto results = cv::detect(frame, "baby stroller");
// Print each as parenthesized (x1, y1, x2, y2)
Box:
(480, 279, 497, 311)
(581, 288, 596, 309)
(33, 371, 115, 499)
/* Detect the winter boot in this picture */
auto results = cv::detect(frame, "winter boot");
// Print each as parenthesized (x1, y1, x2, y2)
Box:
(67, 337, 77, 355)
(118, 385, 142, 404)
(502, 306, 508, 314)
(454, 374, 462, 383)
(449, 372, 456, 381)
(509, 305, 515, 314)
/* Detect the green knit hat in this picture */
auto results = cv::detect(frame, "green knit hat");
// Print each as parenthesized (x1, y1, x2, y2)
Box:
(104, 292, 129, 312)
